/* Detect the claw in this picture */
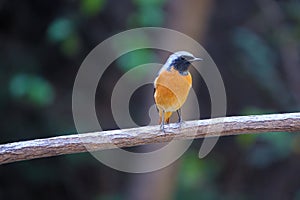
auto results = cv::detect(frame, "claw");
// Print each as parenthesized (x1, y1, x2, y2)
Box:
(160, 123, 166, 132)
(177, 120, 184, 127)
(161, 124, 176, 133)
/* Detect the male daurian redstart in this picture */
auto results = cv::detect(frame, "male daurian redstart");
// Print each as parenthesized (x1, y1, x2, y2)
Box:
(154, 51, 202, 131)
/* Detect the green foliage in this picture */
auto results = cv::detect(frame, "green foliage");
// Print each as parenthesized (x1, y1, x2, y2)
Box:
(60, 34, 81, 56)
(128, 6, 164, 26)
(246, 132, 293, 168)
(180, 152, 221, 187)
(113, 29, 158, 77)
(233, 27, 291, 106)
(47, 18, 74, 43)
(132, 0, 166, 7)
(117, 0, 167, 74)
(17, 161, 61, 183)
(294, 189, 300, 200)
(9, 74, 55, 106)
(240, 106, 275, 116)
(236, 107, 274, 149)
(117, 49, 156, 76)
(284, 1, 300, 24)
(47, 18, 80, 56)
(277, 1, 300, 46)
(236, 133, 258, 149)
(236, 107, 295, 168)
(80, 0, 106, 17)
(128, 0, 166, 26)
(233, 28, 276, 69)
(176, 151, 222, 199)
(113, 32, 150, 52)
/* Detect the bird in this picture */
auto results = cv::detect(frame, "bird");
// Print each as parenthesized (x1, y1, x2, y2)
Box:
(154, 51, 202, 131)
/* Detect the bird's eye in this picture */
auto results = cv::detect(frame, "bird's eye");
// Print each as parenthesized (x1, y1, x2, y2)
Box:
(180, 57, 185, 60)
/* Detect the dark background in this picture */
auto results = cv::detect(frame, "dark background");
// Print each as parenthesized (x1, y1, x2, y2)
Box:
(1, 0, 300, 199)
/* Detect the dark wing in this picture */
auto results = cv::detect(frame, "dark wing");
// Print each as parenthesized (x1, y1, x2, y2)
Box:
(153, 77, 159, 112)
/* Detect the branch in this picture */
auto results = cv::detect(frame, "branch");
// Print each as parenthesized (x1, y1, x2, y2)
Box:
(1, 112, 300, 165)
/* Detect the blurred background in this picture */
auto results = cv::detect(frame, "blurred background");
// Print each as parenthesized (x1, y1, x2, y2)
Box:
(1, 0, 300, 199)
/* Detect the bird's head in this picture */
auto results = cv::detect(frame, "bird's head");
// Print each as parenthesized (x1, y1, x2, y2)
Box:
(164, 51, 202, 75)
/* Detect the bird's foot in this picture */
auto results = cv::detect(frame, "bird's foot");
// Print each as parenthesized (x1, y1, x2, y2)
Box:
(160, 124, 175, 133)
(172, 120, 184, 129)
(160, 124, 166, 133)
(162, 122, 182, 131)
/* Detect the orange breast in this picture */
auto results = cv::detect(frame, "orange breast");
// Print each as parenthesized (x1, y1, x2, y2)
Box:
(154, 67, 192, 112)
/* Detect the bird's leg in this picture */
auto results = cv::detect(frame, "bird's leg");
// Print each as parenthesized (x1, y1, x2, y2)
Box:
(177, 109, 183, 123)
(160, 110, 165, 132)
(176, 108, 182, 128)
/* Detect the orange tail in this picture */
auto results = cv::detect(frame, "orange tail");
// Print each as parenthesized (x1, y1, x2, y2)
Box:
(158, 110, 173, 124)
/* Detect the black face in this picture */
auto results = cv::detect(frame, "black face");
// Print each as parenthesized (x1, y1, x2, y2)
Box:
(171, 55, 193, 74)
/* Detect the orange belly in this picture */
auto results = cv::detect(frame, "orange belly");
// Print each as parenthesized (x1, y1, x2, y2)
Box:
(154, 67, 192, 122)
